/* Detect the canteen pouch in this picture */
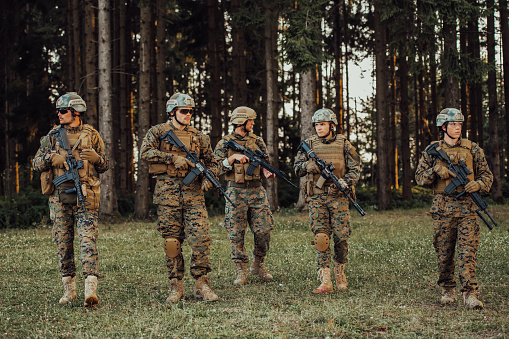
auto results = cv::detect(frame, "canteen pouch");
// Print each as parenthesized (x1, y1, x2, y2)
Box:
(58, 185, 78, 204)
(234, 163, 245, 183)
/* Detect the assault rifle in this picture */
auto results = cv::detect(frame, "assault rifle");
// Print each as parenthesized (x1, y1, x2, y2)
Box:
(427, 143, 498, 230)
(300, 141, 366, 216)
(225, 139, 298, 189)
(50, 126, 90, 222)
(160, 130, 236, 208)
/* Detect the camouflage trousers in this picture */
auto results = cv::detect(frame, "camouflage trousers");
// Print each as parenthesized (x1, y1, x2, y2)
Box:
(432, 213, 480, 292)
(308, 192, 351, 268)
(157, 193, 211, 280)
(224, 185, 274, 263)
(49, 195, 99, 278)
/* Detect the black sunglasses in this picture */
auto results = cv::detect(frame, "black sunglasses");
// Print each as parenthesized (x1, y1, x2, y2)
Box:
(57, 108, 72, 115)
(178, 108, 194, 115)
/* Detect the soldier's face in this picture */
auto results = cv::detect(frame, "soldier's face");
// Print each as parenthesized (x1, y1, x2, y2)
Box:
(58, 108, 74, 125)
(245, 119, 254, 132)
(444, 122, 462, 139)
(315, 122, 331, 137)
(175, 107, 193, 125)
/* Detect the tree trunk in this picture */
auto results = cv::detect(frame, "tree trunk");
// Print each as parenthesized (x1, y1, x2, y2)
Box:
(264, 5, 279, 211)
(374, 2, 391, 210)
(487, 0, 504, 203)
(231, 0, 247, 111)
(390, 54, 397, 190)
(134, 5, 151, 220)
(207, 0, 222, 148)
(334, 0, 343, 133)
(296, 69, 317, 210)
(156, 0, 167, 124)
(398, 54, 412, 200)
(117, 0, 129, 195)
(84, 0, 98, 128)
(443, 20, 460, 107)
(98, 0, 118, 217)
(430, 55, 438, 141)
(66, 0, 75, 89)
(72, 0, 81, 92)
(500, 0, 509, 177)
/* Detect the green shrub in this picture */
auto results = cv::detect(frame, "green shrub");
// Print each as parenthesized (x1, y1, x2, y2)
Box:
(0, 189, 50, 229)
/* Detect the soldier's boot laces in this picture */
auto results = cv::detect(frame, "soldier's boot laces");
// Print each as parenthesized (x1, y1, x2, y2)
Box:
(250, 256, 273, 282)
(234, 263, 248, 285)
(463, 290, 483, 310)
(59, 276, 77, 305)
(334, 262, 348, 290)
(84, 275, 98, 307)
(166, 278, 184, 303)
(193, 276, 220, 302)
(312, 267, 333, 294)
(441, 287, 455, 305)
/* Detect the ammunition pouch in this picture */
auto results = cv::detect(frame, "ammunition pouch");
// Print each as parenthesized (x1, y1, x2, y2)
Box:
(40, 170, 55, 195)
(58, 185, 77, 204)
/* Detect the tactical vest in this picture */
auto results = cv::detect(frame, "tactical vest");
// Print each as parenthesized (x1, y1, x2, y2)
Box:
(433, 139, 475, 194)
(52, 124, 101, 211)
(223, 133, 261, 182)
(148, 124, 201, 178)
(309, 134, 346, 185)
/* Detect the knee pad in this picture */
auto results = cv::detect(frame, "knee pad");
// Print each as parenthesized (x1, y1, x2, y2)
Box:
(164, 237, 181, 258)
(313, 232, 330, 252)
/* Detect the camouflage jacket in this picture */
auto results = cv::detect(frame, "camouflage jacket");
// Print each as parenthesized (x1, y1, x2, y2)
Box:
(293, 133, 361, 188)
(32, 122, 109, 174)
(415, 138, 493, 217)
(213, 132, 269, 176)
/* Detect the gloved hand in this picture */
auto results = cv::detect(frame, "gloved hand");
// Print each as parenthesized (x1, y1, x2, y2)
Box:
(81, 149, 101, 164)
(173, 155, 193, 170)
(305, 160, 320, 174)
(433, 164, 456, 180)
(465, 181, 481, 193)
(51, 153, 66, 168)
(338, 178, 349, 190)
(201, 178, 213, 192)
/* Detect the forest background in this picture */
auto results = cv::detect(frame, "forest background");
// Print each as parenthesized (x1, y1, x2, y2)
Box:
(1, 0, 509, 226)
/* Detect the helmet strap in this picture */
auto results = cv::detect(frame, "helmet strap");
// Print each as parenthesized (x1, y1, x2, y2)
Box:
(443, 123, 455, 140)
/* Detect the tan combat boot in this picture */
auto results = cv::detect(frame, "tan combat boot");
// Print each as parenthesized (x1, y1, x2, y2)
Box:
(312, 267, 333, 294)
(441, 287, 455, 305)
(84, 275, 98, 307)
(334, 262, 348, 290)
(193, 276, 220, 301)
(463, 290, 483, 310)
(234, 263, 248, 285)
(250, 256, 273, 282)
(166, 278, 184, 303)
(59, 276, 77, 304)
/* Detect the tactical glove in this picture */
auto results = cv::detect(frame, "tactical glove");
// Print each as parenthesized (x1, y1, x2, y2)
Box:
(173, 155, 193, 170)
(338, 178, 349, 190)
(51, 153, 66, 168)
(465, 181, 481, 193)
(305, 160, 320, 174)
(201, 178, 213, 192)
(81, 149, 101, 164)
(433, 164, 456, 180)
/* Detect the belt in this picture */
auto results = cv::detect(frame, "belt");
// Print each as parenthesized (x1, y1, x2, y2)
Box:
(228, 181, 263, 188)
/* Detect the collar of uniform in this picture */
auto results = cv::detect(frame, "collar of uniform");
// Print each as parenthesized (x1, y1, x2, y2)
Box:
(168, 120, 188, 131)
(320, 132, 337, 144)
(442, 137, 461, 148)
(233, 132, 248, 140)
(62, 121, 83, 134)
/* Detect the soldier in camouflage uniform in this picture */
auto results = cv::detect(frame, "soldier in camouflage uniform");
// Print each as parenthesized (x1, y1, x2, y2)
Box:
(32, 92, 109, 307)
(213, 106, 276, 285)
(415, 108, 493, 310)
(140, 93, 220, 303)
(294, 109, 361, 294)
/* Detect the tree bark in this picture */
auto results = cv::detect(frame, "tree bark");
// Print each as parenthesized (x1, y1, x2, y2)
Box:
(443, 20, 460, 107)
(487, 0, 504, 203)
(296, 69, 317, 210)
(398, 54, 412, 200)
(207, 0, 222, 148)
(374, 2, 391, 210)
(72, 0, 81, 92)
(98, 0, 118, 217)
(156, 0, 167, 124)
(134, 5, 151, 220)
(231, 0, 247, 111)
(84, 0, 98, 128)
(500, 0, 509, 177)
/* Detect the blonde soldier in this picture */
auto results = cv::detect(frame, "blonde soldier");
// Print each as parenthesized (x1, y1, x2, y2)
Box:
(294, 109, 361, 294)
(141, 93, 220, 303)
(32, 92, 109, 307)
(213, 107, 276, 285)
(416, 108, 493, 309)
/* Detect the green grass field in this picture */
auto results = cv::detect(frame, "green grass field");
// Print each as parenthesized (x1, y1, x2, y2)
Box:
(1, 205, 508, 338)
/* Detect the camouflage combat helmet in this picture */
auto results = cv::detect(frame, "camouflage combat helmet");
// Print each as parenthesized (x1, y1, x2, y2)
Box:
(166, 93, 195, 114)
(312, 108, 338, 125)
(436, 108, 464, 127)
(230, 106, 257, 125)
(56, 92, 87, 113)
